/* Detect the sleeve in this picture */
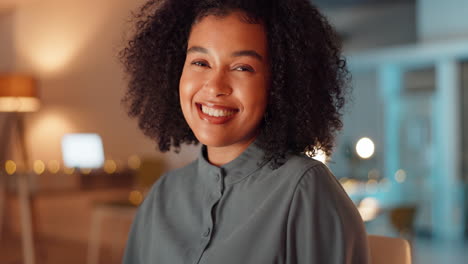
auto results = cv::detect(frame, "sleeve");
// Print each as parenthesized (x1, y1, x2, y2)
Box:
(285, 164, 370, 264)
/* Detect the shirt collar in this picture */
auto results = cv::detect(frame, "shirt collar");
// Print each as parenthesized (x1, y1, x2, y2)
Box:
(197, 140, 269, 186)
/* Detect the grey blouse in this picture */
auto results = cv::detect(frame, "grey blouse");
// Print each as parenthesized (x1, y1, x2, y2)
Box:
(123, 142, 369, 264)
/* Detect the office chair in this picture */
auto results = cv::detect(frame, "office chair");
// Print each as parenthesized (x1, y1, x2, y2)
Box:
(368, 235, 412, 264)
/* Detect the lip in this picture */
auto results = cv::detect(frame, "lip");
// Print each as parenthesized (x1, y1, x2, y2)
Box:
(196, 103, 239, 125)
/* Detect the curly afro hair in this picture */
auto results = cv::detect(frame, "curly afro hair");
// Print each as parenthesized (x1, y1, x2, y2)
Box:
(120, 0, 349, 167)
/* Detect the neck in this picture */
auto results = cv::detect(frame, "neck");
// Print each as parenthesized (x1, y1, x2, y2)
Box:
(206, 137, 257, 167)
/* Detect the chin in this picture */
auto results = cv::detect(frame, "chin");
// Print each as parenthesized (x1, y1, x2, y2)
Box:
(196, 134, 233, 148)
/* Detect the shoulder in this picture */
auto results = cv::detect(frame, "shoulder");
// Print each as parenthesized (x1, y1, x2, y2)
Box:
(275, 154, 334, 189)
(283, 155, 370, 263)
(281, 153, 362, 227)
(270, 154, 350, 205)
(291, 157, 362, 235)
(278, 154, 324, 175)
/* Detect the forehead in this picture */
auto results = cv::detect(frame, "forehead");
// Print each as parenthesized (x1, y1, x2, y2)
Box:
(187, 12, 268, 56)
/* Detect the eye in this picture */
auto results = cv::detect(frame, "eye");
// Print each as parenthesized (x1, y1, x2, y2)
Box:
(233, 65, 255, 73)
(191, 60, 210, 68)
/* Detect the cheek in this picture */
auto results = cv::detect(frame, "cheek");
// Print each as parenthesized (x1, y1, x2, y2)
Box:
(179, 68, 201, 95)
(255, 86, 269, 120)
(243, 81, 268, 111)
(179, 72, 194, 116)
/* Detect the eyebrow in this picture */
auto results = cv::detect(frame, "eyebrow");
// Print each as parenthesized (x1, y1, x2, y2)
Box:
(187, 46, 264, 61)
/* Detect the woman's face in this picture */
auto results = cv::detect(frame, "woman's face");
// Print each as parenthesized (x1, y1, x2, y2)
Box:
(179, 11, 269, 150)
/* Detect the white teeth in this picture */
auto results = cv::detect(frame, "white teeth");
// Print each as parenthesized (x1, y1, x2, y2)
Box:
(201, 105, 236, 117)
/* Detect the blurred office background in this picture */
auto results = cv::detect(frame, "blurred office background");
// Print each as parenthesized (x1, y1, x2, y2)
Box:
(0, 0, 467, 263)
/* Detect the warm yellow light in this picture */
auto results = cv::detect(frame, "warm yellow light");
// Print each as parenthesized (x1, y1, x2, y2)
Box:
(27, 108, 76, 166)
(63, 166, 75, 175)
(47, 160, 60, 174)
(366, 179, 379, 193)
(104, 160, 117, 174)
(80, 168, 92, 175)
(305, 149, 328, 164)
(358, 197, 380, 222)
(33, 160, 46, 175)
(356, 137, 375, 159)
(313, 150, 327, 164)
(129, 190, 143, 206)
(339, 177, 349, 184)
(341, 179, 359, 195)
(5, 160, 17, 175)
(128, 155, 141, 170)
(15, 0, 111, 74)
(395, 169, 407, 183)
(0, 97, 40, 112)
(0, 75, 39, 112)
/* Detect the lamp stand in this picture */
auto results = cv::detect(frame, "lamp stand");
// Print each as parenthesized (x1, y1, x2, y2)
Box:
(0, 113, 35, 264)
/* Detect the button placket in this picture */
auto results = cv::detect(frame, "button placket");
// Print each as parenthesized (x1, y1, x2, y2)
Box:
(201, 171, 222, 243)
(216, 169, 225, 194)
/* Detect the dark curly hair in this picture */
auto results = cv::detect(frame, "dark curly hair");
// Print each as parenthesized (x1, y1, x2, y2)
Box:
(120, 0, 349, 167)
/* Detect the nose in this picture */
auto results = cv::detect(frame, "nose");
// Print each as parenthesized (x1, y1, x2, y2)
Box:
(203, 70, 232, 97)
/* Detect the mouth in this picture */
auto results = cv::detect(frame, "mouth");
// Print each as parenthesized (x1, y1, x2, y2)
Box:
(196, 103, 239, 124)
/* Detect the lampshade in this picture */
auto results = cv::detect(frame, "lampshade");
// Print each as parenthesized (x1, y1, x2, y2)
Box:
(0, 74, 40, 112)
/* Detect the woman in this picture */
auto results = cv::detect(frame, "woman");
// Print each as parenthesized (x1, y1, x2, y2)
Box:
(120, 0, 369, 263)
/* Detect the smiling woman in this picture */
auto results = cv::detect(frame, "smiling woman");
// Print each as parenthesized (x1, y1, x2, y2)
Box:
(179, 12, 269, 166)
(120, 0, 369, 263)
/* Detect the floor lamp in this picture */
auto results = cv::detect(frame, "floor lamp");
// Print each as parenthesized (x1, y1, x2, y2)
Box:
(0, 74, 39, 264)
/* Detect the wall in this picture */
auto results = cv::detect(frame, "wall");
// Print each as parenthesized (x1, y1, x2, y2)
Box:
(0, 9, 14, 72)
(417, 0, 468, 42)
(323, 2, 417, 52)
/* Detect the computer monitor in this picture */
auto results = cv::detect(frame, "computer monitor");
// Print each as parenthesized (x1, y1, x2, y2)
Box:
(61, 133, 105, 169)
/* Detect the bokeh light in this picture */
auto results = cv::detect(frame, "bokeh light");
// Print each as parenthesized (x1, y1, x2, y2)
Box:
(305, 149, 328, 164)
(395, 169, 407, 183)
(312, 149, 327, 164)
(104, 160, 117, 174)
(355, 137, 375, 159)
(80, 168, 92, 175)
(358, 197, 380, 222)
(63, 166, 75, 175)
(128, 155, 141, 170)
(5, 160, 17, 175)
(379, 178, 391, 191)
(341, 178, 359, 195)
(366, 179, 379, 193)
(129, 190, 143, 206)
(47, 160, 61, 174)
(33, 160, 46, 175)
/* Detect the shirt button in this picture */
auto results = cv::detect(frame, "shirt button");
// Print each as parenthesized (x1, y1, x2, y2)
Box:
(215, 173, 220, 181)
(203, 228, 211, 237)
